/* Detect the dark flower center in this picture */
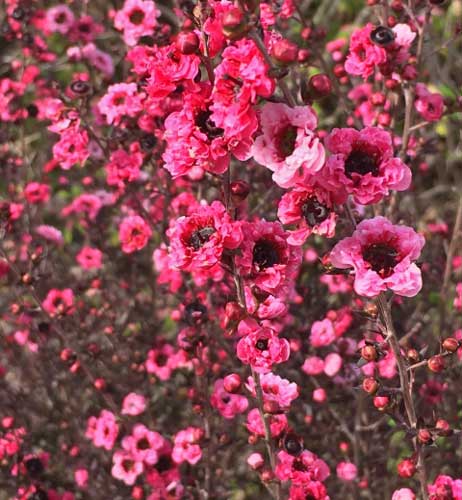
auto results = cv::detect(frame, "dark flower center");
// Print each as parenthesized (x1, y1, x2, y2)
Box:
(137, 438, 150, 450)
(345, 147, 380, 178)
(275, 124, 298, 160)
(156, 455, 173, 472)
(55, 13, 67, 23)
(129, 9, 145, 25)
(293, 459, 308, 472)
(122, 459, 135, 471)
(221, 395, 231, 403)
(188, 226, 215, 250)
(195, 110, 224, 139)
(255, 339, 269, 351)
(363, 243, 399, 278)
(301, 197, 329, 226)
(25, 457, 44, 477)
(156, 353, 168, 366)
(253, 240, 280, 271)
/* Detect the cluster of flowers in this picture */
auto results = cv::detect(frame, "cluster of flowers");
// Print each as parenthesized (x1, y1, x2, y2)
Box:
(0, 0, 461, 498)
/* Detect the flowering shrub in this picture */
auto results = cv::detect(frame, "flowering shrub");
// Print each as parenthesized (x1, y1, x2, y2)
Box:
(0, 0, 461, 499)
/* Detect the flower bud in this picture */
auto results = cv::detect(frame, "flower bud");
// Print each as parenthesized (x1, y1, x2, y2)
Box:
(417, 428, 432, 444)
(435, 419, 452, 437)
(442, 337, 459, 353)
(407, 348, 420, 364)
(362, 377, 379, 394)
(223, 373, 242, 393)
(176, 31, 200, 55)
(397, 458, 416, 478)
(427, 355, 445, 373)
(303, 73, 332, 101)
(221, 8, 247, 40)
(373, 395, 389, 410)
(247, 452, 264, 470)
(361, 345, 378, 362)
(271, 39, 298, 64)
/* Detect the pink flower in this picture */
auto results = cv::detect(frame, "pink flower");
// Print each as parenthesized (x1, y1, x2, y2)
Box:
(42, 288, 75, 316)
(122, 424, 164, 465)
(119, 215, 152, 254)
(52, 125, 89, 170)
(46, 5, 75, 34)
(275, 450, 330, 484)
(313, 388, 327, 403)
(392, 488, 415, 500)
(251, 103, 325, 188)
(172, 427, 203, 465)
(210, 379, 248, 419)
(105, 146, 143, 189)
(415, 84, 444, 122)
(330, 216, 425, 297)
(24, 183, 50, 204)
(76, 247, 102, 270)
(278, 185, 337, 245)
(145, 344, 179, 381)
(98, 83, 145, 126)
(163, 86, 234, 178)
(122, 393, 147, 416)
(236, 318, 290, 374)
(247, 452, 264, 470)
(310, 319, 336, 347)
(323, 127, 412, 205)
(289, 482, 330, 500)
(86, 410, 119, 451)
(245, 372, 299, 410)
(114, 0, 160, 46)
(34, 225, 64, 245)
(111, 450, 143, 485)
(246, 408, 288, 437)
(302, 356, 325, 376)
(167, 201, 242, 271)
(74, 468, 89, 489)
(324, 353, 343, 377)
(336, 461, 357, 481)
(345, 24, 387, 79)
(235, 221, 302, 296)
(428, 475, 462, 500)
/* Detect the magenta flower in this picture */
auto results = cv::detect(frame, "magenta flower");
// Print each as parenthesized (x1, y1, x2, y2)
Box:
(45, 5, 75, 35)
(324, 127, 412, 204)
(121, 424, 164, 465)
(111, 450, 143, 485)
(210, 379, 248, 419)
(278, 185, 336, 245)
(245, 372, 299, 410)
(289, 481, 330, 500)
(275, 450, 330, 484)
(251, 103, 325, 188)
(42, 288, 75, 317)
(415, 84, 445, 122)
(246, 408, 288, 437)
(114, 0, 160, 46)
(98, 83, 145, 126)
(330, 216, 425, 297)
(235, 221, 301, 296)
(236, 318, 290, 374)
(119, 215, 152, 254)
(76, 247, 103, 270)
(172, 427, 203, 465)
(167, 201, 242, 271)
(121, 393, 147, 416)
(86, 410, 119, 451)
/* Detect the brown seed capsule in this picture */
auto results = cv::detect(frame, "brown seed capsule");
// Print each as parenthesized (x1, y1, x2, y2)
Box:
(407, 348, 420, 364)
(361, 345, 378, 362)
